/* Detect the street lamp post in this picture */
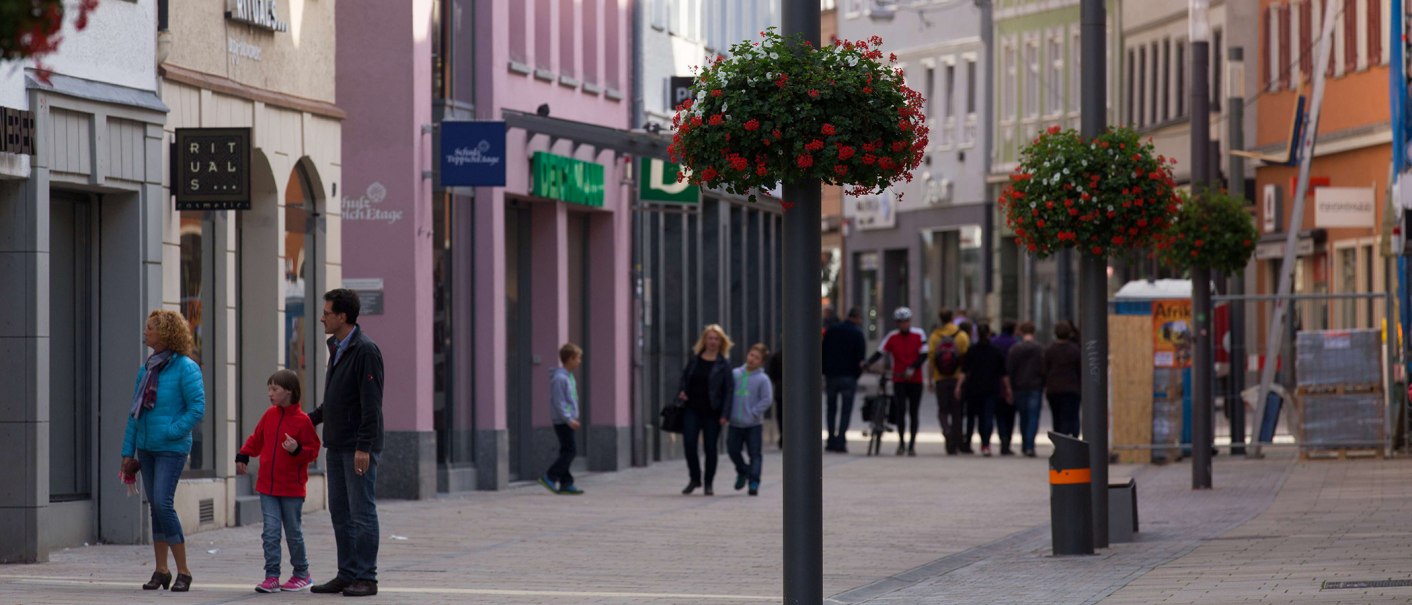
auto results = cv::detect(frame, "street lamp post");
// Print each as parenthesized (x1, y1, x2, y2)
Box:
(1190, 0, 1214, 490)
(782, 2, 822, 603)
(1079, 0, 1110, 549)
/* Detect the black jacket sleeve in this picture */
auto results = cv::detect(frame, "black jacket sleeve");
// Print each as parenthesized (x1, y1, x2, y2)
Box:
(355, 347, 385, 453)
(308, 405, 323, 426)
(677, 355, 695, 397)
(850, 330, 867, 375)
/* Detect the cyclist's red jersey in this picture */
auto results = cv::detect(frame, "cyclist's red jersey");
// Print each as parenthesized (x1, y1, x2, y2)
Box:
(878, 328, 928, 384)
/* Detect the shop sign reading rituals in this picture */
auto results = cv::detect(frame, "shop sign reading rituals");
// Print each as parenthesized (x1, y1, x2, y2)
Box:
(175, 128, 252, 210)
(226, 0, 290, 32)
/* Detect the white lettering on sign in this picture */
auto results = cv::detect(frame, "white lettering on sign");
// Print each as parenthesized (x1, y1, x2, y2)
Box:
(444, 140, 502, 167)
(228, 38, 262, 64)
(226, 0, 289, 32)
(341, 182, 404, 225)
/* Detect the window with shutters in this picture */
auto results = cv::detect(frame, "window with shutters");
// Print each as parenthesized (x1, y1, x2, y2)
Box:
(1149, 42, 1159, 124)
(1344, 0, 1358, 72)
(1265, 6, 1278, 91)
(1176, 40, 1186, 119)
(1368, 0, 1383, 66)
(1024, 39, 1039, 119)
(510, 0, 527, 63)
(1137, 45, 1147, 126)
(1127, 48, 1136, 125)
(1280, 4, 1292, 88)
(1048, 34, 1063, 117)
(536, 0, 552, 71)
(1161, 38, 1170, 122)
(1300, 0, 1312, 80)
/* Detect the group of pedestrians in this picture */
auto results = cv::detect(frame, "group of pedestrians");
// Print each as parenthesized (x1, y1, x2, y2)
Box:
(822, 308, 1084, 457)
(119, 289, 386, 596)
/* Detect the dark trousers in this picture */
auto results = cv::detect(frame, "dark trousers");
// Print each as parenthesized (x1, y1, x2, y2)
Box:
(935, 379, 962, 453)
(1015, 389, 1044, 453)
(963, 397, 982, 446)
(972, 394, 998, 450)
(825, 375, 858, 443)
(894, 382, 924, 449)
(326, 450, 380, 583)
(994, 399, 1017, 453)
(546, 423, 577, 488)
(1049, 392, 1081, 438)
(682, 408, 721, 485)
(726, 425, 764, 483)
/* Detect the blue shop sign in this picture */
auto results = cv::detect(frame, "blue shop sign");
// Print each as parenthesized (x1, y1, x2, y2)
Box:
(440, 121, 506, 187)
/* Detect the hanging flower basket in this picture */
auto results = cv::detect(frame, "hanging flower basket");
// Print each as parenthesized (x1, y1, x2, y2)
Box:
(668, 28, 928, 204)
(1155, 189, 1258, 274)
(0, 0, 100, 80)
(999, 126, 1180, 259)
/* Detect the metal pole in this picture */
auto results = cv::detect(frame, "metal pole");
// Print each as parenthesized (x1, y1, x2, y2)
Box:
(1226, 46, 1247, 456)
(1079, 0, 1108, 549)
(1189, 0, 1213, 490)
(1251, 0, 1340, 457)
(782, 5, 821, 603)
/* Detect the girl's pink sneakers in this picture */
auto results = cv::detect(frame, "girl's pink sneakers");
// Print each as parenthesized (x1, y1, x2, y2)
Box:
(255, 577, 282, 593)
(281, 575, 314, 592)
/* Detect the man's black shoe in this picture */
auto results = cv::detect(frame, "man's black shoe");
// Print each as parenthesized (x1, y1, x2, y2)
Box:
(342, 580, 378, 597)
(311, 577, 351, 594)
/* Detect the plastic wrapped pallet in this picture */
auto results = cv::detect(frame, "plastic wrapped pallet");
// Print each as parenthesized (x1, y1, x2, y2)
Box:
(1295, 329, 1382, 389)
(1299, 392, 1385, 448)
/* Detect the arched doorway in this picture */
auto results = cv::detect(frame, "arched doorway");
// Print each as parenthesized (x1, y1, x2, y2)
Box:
(284, 161, 325, 406)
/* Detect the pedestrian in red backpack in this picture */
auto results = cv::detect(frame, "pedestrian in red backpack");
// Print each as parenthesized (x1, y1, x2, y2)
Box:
(236, 369, 321, 594)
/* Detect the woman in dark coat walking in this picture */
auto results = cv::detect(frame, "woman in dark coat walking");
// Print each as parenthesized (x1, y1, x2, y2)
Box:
(955, 323, 1009, 456)
(676, 324, 734, 496)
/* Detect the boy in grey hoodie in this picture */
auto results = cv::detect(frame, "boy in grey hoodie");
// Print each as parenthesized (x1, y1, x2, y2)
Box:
(722, 344, 775, 496)
(539, 343, 584, 495)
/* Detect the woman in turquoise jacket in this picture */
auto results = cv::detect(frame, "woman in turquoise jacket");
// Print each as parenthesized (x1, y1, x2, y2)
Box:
(119, 310, 205, 593)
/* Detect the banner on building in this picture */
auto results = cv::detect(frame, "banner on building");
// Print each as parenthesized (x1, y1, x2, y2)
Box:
(639, 157, 697, 203)
(669, 76, 694, 110)
(1314, 186, 1376, 228)
(440, 121, 506, 187)
(1153, 299, 1193, 369)
(174, 128, 252, 210)
(532, 151, 604, 207)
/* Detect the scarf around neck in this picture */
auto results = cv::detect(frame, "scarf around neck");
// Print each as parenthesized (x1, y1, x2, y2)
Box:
(130, 350, 175, 419)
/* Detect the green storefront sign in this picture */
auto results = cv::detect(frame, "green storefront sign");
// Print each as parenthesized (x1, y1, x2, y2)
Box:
(638, 157, 699, 204)
(532, 151, 604, 207)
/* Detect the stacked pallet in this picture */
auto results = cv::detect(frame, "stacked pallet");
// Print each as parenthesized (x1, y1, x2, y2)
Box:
(1294, 330, 1385, 460)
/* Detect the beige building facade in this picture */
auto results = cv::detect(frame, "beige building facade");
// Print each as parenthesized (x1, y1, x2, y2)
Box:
(158, 0, 343, 532)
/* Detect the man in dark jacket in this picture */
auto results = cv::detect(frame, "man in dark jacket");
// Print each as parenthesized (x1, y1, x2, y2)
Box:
(822, 308, 867, 452)
(308, 289, 385, 597)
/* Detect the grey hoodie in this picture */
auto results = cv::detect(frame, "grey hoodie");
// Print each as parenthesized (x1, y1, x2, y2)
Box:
(549, 367, 579, 425)
(723, 366, 774, 428)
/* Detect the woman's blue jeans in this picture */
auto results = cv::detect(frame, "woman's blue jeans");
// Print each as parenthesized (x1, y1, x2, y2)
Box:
(137, 450, 187, 545)
(1015, 389, 1044, 453)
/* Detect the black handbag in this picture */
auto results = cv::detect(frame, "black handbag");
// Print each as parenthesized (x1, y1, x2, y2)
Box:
(659, 402, 686, 433)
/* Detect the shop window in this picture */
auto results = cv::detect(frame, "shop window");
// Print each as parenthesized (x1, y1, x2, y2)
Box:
(179, 213, 217, 475)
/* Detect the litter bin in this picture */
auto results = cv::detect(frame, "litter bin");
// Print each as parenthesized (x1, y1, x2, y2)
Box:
(1108, 479, 1138, 543)
(1049, 431, 1094, 555)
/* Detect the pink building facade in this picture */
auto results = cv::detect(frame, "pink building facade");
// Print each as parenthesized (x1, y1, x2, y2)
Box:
(339, 0, 636, 495)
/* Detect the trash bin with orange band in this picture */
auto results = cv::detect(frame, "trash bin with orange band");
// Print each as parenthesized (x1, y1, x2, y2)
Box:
(1049, 431, 1095, 555)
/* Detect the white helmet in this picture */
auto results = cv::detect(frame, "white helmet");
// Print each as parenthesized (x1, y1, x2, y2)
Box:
(893, 307, 913, 321)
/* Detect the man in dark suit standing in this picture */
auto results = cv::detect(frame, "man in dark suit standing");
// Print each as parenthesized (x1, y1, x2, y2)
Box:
(822, 308, 867, 453)
(308, 289, 385, 598)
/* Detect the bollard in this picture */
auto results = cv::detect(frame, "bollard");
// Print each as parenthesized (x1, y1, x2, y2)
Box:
(1049, 431, 1095, 555)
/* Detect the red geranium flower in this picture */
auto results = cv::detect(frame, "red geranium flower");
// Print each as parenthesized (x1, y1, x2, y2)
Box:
(744, 119, 760, 131)
(796, 154, 814, 168)
(822, 124, 837, 136)
(838, 146, 856, 160)
(806, 139, 825, 152)
(709, 114, 724, 126)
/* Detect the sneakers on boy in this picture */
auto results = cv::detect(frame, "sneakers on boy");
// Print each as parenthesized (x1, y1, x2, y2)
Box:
(557, 484, 584, 495)
(280, 575, 313, 592)
(255, 577, 282, 593)
(748, 481, 760, 496)
(537, 474, 559, 494)
(735, 474, 748, 491)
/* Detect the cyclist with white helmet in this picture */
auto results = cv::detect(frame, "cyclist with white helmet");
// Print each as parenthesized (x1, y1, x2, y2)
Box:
(862, 307, 929, 456)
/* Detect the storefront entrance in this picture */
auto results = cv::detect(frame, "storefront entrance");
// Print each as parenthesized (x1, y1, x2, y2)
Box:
(505, 203, 534, 480)
(49, 192, 96, 505)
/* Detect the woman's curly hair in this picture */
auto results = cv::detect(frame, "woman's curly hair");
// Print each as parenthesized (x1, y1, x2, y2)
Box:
(147, 309, 195, 357)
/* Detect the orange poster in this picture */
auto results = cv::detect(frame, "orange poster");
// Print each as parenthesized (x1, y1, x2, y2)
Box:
(1152, 300, 1193, 368)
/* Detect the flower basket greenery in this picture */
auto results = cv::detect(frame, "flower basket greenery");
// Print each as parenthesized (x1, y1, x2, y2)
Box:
(998, 126, 1180, 258)
(0, 0, 99, 79)
(1156, 189, 1257, 274)
(667, 28, 928, 204)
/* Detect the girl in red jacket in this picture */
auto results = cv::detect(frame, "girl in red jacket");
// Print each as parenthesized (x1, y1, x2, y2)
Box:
(236, 369, 321, 593)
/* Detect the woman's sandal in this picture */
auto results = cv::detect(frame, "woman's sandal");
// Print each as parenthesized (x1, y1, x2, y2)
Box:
(142, 570, 172, 590)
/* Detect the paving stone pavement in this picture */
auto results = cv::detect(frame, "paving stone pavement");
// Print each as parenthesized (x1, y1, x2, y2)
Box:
(3, 400, 1410, 605)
